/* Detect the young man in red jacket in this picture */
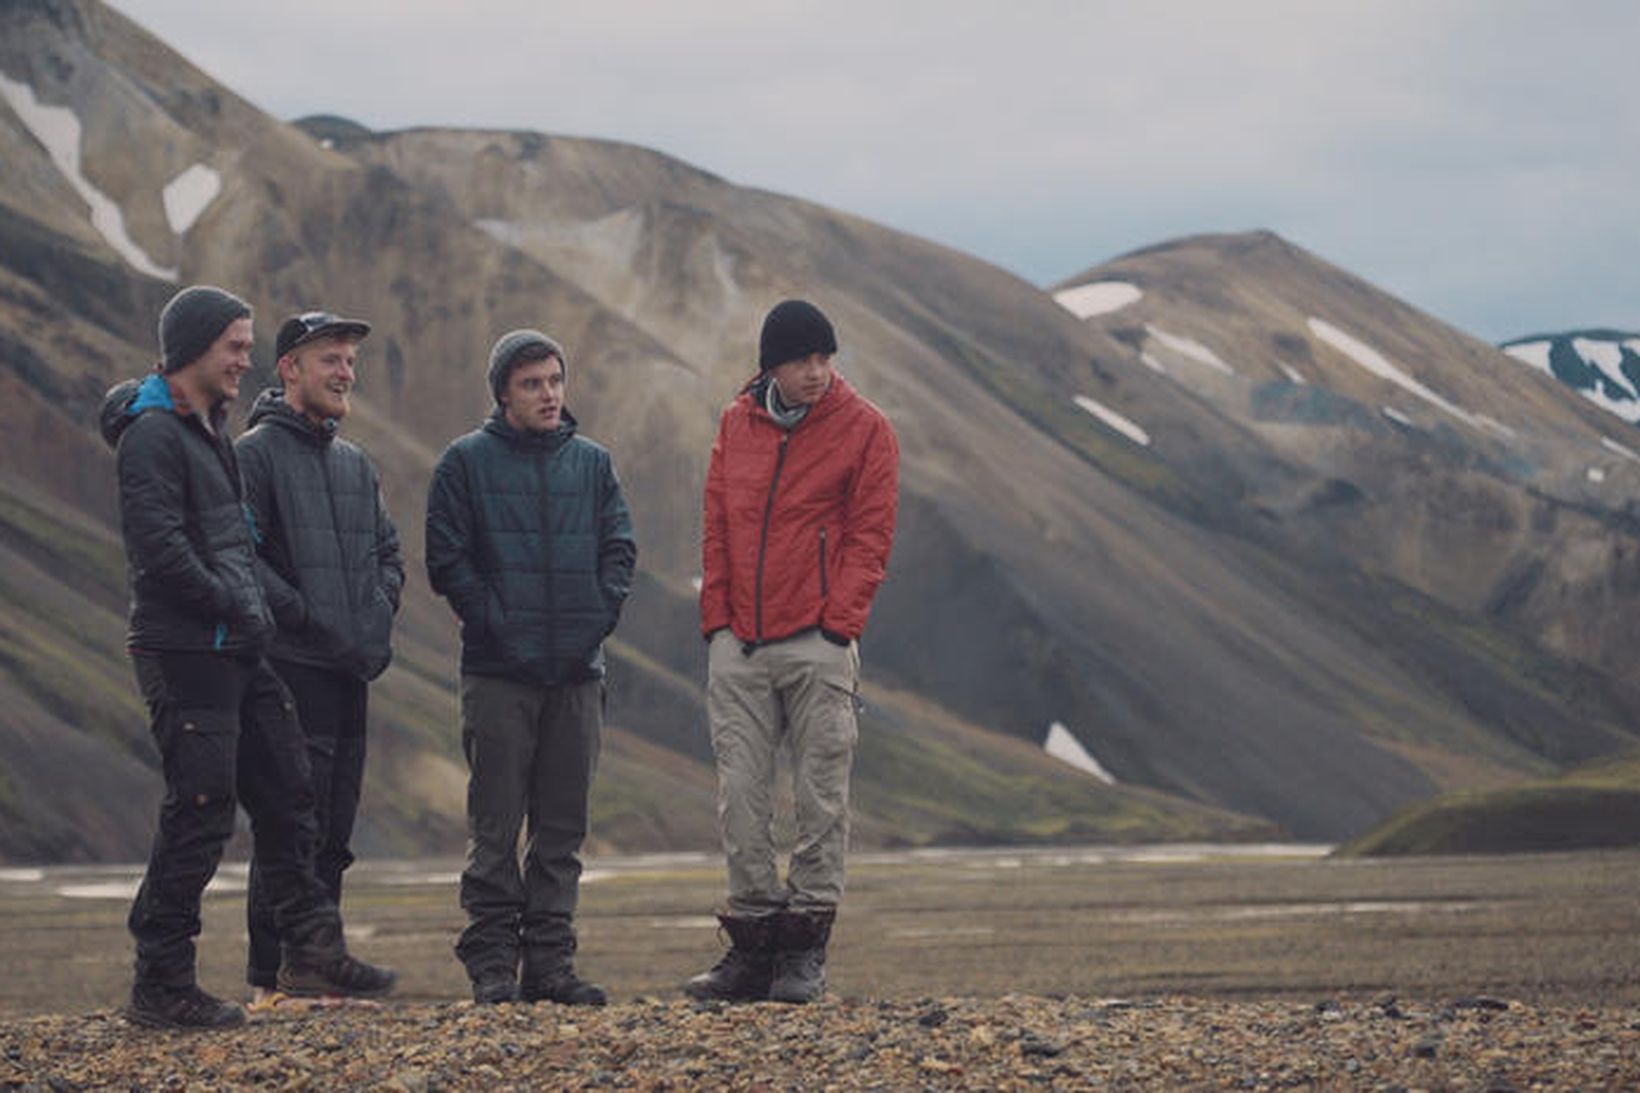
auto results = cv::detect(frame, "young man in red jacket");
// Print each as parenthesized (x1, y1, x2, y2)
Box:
(686, 299, 899, 1004)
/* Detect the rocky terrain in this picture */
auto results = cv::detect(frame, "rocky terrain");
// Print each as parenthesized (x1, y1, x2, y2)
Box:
(5, 994, 1638, 1090)
(4, 846, 1639, 1089)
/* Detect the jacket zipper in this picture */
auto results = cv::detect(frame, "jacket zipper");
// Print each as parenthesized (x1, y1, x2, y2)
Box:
(753, 432, 791, 643)
(818, 526, 829, 599)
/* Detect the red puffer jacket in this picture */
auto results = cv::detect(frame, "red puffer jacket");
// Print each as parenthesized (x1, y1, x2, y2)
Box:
(701, 373, 899, 645)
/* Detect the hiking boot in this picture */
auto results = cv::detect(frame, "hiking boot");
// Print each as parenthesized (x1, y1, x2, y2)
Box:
(125, 983, 246, 1030)
(683, 913, 775, 1002)
(768, 908, 835, 1005)
(521, 966, 607, 1006)
(471, 966, 520, 1005)
(277, 949, 397, 999)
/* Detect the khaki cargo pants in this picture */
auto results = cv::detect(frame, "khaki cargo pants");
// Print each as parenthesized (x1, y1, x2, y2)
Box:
(706, 628, 860, 915)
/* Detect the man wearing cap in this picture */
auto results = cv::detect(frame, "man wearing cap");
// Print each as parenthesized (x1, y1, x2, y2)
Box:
(425, 329, 636, 1005)
(236, 310, 404, 1004)
(685, 299, 898, 1004)
(98, 286, 396, 1030)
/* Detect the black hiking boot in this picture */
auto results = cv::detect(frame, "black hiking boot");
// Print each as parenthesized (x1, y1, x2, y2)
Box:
(470, 966, 520, 1005)
(521, 966, 607, 1006)
(768, 908, 835, 1005)
(125, 982, 246, 1030)
(683, 913, 776, 1002)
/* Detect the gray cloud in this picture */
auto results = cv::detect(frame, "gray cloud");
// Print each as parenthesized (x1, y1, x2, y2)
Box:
(109, 0, 1639, 339)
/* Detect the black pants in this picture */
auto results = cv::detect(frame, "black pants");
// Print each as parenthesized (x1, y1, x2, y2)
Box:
(455, 674, 602, 982)
(246, 661, 368, 989)
(127, 652, 339, 989)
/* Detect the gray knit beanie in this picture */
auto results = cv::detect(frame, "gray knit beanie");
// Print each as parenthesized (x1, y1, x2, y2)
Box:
(158, 285, 252, 373)
(487, 328, 566, 404)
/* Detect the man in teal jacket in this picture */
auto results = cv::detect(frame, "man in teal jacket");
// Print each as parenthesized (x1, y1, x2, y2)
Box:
(426, 329, 636, 1005)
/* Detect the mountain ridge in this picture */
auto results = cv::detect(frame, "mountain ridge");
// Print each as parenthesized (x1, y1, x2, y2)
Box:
(2, 0, 1638, 860)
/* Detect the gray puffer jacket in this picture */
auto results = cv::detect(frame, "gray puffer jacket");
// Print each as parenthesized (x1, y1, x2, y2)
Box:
(99, 374, 273, 654)
(426, 409, 636, 686)
(236, 389, 404, 681)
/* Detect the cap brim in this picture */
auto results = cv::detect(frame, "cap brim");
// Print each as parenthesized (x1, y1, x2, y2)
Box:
(280, 319, 371, 357)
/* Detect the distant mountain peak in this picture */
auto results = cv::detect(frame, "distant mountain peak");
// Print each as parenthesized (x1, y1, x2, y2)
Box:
(1501, 329, 1640, 426)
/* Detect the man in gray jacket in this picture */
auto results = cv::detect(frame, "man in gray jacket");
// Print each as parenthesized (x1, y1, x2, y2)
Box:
(426, 329, 636, 1006)
(236, 310, 404, 1004)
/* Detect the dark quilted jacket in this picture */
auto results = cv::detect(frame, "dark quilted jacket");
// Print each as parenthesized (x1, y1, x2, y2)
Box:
(425, 409, 636, 686)
(236, 389, 405, 681)
(99, 374, 273, 654)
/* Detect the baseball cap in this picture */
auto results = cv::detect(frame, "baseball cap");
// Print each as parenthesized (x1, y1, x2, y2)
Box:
(275, 310, 372, 359)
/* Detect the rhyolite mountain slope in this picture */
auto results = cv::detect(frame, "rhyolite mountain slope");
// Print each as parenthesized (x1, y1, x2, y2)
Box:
(2, 0, 1637, 861)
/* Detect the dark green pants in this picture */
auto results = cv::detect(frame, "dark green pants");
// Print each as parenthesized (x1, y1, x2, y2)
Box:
(455, 674, 602, 982)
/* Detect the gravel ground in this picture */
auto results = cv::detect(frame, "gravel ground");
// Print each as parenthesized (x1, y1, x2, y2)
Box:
(3, 993, 1638, 1090)
(5, 847, 1639, 1088)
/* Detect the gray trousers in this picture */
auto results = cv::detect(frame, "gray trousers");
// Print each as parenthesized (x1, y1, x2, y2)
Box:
(455, 674, 602, 980)
(706, 629, 860, 916)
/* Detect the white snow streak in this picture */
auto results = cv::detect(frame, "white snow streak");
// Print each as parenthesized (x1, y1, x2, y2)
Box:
(1381, 406, 1414, 427)
(1074, 394, 1150, 446)
(1309, 318, 1481, 430)
(1278, 362, 1307, 384)
(1044, 722, 1116, 784)
(1140, 352, 1167, 374)
(1146, 325, 1234, 374)
(0, 71, 177, 280)
(1588, 467, 1608, 484)
(1600, 436, 1640, 463)
(161, 163, 221, 234)
(1054, 281, 1142, 320)
(1503, 342, 1553, 372)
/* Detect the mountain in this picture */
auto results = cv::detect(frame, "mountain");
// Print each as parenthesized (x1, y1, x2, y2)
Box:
(1500, 329, 1640, 429)
(2, 0, 1638, 862)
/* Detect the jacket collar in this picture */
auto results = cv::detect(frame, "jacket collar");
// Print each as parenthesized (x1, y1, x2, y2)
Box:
(248, 387, 338, 446)
(482, 406, 579, 451)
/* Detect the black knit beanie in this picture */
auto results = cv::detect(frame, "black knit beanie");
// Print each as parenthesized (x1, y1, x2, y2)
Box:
(487, 329, 567, 404)
(158, 285, 252, 373)
(758, 299, 837, 371)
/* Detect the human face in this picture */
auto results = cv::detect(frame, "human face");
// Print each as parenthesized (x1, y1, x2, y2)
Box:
(769, 352, 835, 407)
(280, 335, 358, 423)
(177, 316, 254, 410)
(500, 356, 566, 433)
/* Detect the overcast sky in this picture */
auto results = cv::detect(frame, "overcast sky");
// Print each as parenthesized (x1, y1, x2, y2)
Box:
(108, 0, 1637, 341)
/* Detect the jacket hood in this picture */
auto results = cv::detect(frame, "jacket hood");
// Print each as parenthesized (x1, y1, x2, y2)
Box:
(99, 373, 173, 449)
(247, 387, 338, 444)
(481, 406, 579, 449)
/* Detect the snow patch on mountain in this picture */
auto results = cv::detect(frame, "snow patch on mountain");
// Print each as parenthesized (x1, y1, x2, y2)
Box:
(162, 163, 221, 234)
(1055, 281, 1142, 320)
(1309, 318, 1488, 431)
(1146, 325, 1235, 375)
(1044, 722, 1116, 783)
(0, 71, 177, 280)
(1503, 332, 1640, 426)
(1075, 395, 1150, 446)
(1382, 406, 1414, 427)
